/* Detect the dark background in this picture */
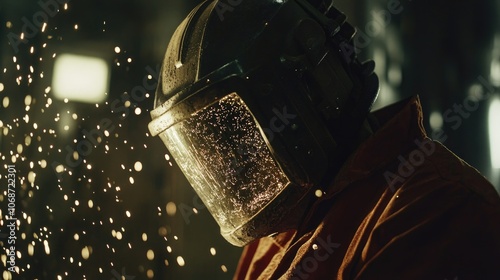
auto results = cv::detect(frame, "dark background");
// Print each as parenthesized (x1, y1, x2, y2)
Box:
(0, 0, 499, 279)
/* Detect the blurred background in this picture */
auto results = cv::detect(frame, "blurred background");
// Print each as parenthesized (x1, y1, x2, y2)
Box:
(0, 0, 498, 279)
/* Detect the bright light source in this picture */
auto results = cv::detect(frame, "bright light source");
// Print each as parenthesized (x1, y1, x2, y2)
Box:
(489, 97, 500, 168)
(490, 59, 500, 86)
(429, 111, 443, 131)
(490, 34, 500, 87)
(52, 54, 109, 103)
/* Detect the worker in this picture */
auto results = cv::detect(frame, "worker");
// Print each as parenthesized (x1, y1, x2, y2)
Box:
(148, 0, 500, 278)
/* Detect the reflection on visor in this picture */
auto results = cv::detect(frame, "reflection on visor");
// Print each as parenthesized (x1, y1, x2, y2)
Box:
(159, 93, 290, 231)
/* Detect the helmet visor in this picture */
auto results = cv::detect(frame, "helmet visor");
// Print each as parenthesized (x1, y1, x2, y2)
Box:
(158, 92, 291, 234)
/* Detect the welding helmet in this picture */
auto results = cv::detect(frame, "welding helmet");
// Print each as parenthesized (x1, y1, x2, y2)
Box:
(148, 0, 379, 246)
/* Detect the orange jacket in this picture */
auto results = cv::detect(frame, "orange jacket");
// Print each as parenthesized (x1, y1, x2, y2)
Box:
(234, 96, 500, 280)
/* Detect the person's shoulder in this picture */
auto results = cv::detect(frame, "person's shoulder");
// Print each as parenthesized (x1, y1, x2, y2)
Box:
(420, 139, 500, 206)
(382, 137, 500, 222)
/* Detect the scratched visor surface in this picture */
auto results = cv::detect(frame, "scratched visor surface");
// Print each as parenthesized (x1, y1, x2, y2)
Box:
(159, 92, 290, 232)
